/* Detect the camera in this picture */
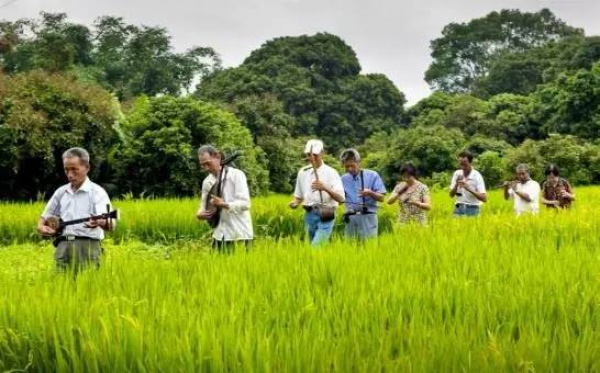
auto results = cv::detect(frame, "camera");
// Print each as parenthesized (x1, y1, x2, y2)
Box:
(456, 174, 464, 196)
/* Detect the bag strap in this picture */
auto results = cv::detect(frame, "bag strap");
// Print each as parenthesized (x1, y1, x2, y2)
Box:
(218, 167, 228, 199)
(360, 170, 366, 208)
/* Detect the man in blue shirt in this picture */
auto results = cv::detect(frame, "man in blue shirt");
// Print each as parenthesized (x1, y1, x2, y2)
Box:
(340, 149, 386, 240)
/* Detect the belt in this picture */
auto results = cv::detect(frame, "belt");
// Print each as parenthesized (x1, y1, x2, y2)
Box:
(55, 235, 100, 244)
(302, 205, 314, 212)
(455, 203, 479, 208)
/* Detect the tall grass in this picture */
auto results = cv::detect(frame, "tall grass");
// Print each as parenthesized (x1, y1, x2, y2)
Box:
(1, 189, 599, 371)
(0, 188, 558, 244)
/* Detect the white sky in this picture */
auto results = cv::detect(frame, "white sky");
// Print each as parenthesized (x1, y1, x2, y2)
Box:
(2, 0, 598, 105)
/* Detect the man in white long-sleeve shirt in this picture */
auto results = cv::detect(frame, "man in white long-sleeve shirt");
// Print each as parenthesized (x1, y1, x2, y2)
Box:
(196, 145, 253, 252)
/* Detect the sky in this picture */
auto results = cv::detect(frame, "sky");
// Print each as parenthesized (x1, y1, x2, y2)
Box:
(1, 0, 598, 105)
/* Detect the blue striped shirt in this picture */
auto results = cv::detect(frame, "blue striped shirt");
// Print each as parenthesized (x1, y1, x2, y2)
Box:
(341, 169, 386, 213)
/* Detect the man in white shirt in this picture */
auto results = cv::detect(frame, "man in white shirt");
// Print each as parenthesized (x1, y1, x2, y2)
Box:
(196, 145, 253, 252)
(289, 139, 345, 247)
(504, 164, 540, 216)
(449, 151, 487, 217)
(37, 147, 114, 273)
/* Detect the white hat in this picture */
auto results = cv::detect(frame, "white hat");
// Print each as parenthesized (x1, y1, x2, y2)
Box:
(304, 139, 324, 154)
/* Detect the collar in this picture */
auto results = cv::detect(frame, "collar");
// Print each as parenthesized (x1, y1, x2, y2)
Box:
(68, 177, 91, 194)
(310, 163, 326, 171)
(348, 170, 362, 180)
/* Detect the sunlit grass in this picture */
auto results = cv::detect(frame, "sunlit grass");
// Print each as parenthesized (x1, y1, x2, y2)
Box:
(1, 188, 600, 371)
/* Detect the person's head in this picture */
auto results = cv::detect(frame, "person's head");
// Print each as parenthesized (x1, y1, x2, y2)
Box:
(304, 139, 324, 166)
(62, 147, 90, 188)
(197, 145, 222, 176)
(516, 164, 531, 183)
(545, 164, 560, 183)
(340, 148, 361, 176)
(457, 151, 473, 172)
(400, 163, 418, 182)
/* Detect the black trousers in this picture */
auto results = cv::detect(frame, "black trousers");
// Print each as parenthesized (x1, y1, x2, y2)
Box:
(212, 239, 253, 253)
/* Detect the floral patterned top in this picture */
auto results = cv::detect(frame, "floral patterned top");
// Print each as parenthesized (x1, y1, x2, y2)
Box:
(393, 181, 430, 225)
(541, 178, 573, 209)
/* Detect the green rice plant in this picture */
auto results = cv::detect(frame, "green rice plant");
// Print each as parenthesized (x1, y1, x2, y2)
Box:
(0, 214, 600, 372)
(0, 188, 600, 371)
(3, 187, 593, 244)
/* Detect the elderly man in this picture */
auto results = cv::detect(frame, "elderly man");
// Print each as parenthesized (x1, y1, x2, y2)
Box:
(37, 147, 114, 272)
(504, 164, 541, 216)
(339, 148, 386, 240)
(196, 145, 253, 252)
(449, 151, 487, 217)
(289, 139, 345, 247)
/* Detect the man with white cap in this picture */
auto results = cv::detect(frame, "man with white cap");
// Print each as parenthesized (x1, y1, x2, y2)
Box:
(289, 139, 345, 246)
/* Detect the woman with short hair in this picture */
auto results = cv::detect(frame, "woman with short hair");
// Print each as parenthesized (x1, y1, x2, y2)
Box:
(387, 163, 432, 225)
(541, 164, 575, 209)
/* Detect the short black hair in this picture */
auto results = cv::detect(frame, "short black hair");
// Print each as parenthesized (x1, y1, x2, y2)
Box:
(545, 164, 560, 176)
(458, 151, 473, 163)
(400, 163, 418, 178)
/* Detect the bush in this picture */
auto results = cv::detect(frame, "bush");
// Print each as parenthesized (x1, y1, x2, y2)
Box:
(114, 96, 269, 197)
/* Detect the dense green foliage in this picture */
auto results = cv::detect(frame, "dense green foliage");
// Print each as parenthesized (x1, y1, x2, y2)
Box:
(1, 9, 600, 197)
(0, 70, 119, 199)
(425, 8, 582, 93)
(197, 33, 406, 153)
(115, 96, 270, 197)
(0, 12, 220, 100)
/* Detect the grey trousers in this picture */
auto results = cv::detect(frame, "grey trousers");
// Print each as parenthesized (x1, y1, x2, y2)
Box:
(55, 239, 102, 272)
(345, 214, 379, 240)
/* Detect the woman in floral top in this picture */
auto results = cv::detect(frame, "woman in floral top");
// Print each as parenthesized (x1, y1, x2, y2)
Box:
(541, 164, 575, 209)
(387, 163, 432, 225)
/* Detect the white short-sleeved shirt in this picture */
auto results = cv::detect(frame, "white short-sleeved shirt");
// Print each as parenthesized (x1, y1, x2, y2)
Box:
(41, 178, 112, 239)
(508, 179, 541, 216)
(450, 169, 486, 206)
(294, 163, 345, 207)
(200, 167, 253, 241)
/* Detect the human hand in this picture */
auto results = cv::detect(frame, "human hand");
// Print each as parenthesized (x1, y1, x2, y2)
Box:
(210, 196, 227, 208)
(196, 210, 213, 220)
(311, 180, 326, 191)
(84, 218, 106, 228)
(358, 188, 373, 198)
(39, 225, 56, 236)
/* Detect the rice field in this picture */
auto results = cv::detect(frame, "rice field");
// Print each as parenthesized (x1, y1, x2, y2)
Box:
(1, 189, 600, 372)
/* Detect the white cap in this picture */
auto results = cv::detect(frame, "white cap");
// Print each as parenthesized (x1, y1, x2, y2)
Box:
(304, 139, 324, 154)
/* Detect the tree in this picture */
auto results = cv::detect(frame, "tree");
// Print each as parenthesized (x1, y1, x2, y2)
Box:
(425, 8, 582, 93)
(504, 134, 593, 184)
(115, 96, 269, 197)
(0, 13, 94, 73)
(0, 13, 221, 100)
(473, 151, 509, 188)
(0, 70, 119, 200)
(478, 35, 600, 97)
(226, 95, 304, 193)
(361, 126, 466, 186)
(198, 33, 406, 152)
(535, 61, 600, 139)
(484, 93, 542, 145)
